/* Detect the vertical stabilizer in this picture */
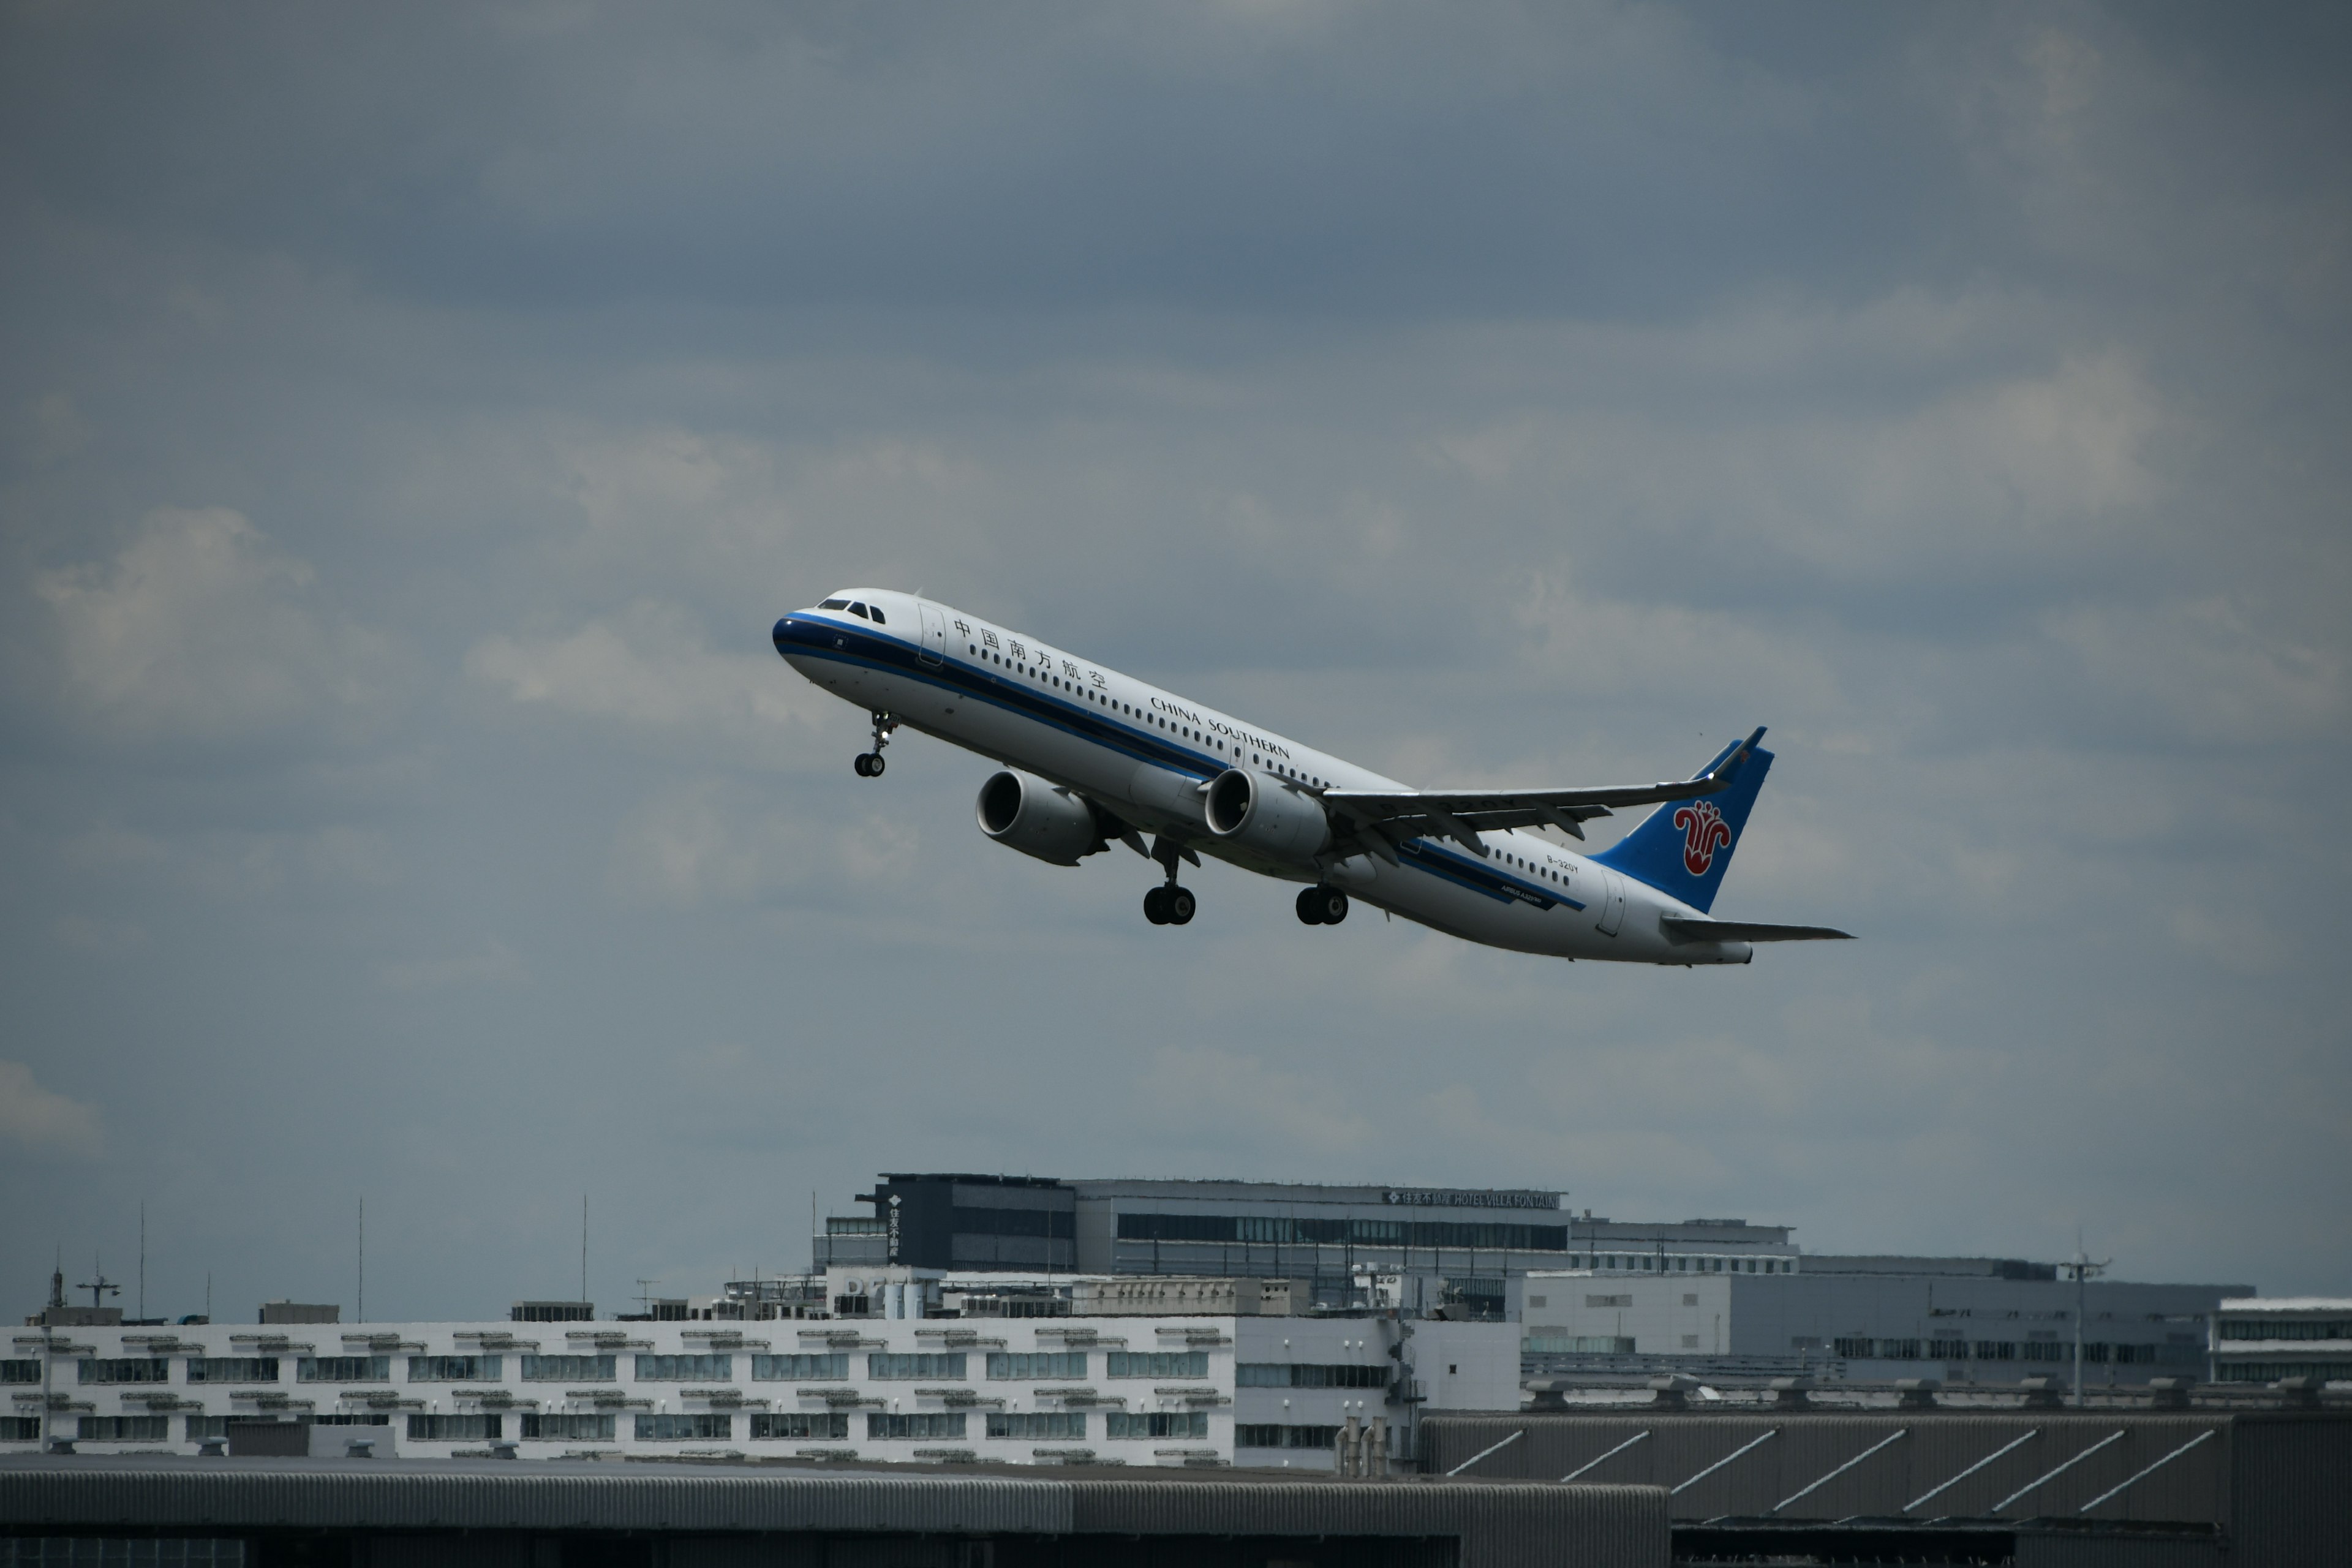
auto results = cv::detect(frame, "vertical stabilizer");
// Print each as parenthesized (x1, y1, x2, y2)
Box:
(1590, 731, 1774, 914)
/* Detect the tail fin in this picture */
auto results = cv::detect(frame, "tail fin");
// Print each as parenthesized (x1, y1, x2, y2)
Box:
(1591, 728, 1773, 914)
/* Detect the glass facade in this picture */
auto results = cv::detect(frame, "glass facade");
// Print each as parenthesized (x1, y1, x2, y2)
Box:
(751, 1354, 849, 1381)
(633, 1354, 731, 1381)
(519, 1354, 616, 1382)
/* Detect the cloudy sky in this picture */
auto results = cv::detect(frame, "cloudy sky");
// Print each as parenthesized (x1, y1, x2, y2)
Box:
(3, 2, 2346, 1321)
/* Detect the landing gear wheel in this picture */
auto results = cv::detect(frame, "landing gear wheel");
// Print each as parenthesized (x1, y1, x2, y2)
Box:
(1144, 886, 1170, 925)
(1298, 886, 1348, 925)
(1165, 886, 1196, 925)
(861, 709, 898, 776)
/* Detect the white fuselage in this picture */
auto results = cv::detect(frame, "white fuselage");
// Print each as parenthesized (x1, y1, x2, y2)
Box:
(773, 590, 1748, 965)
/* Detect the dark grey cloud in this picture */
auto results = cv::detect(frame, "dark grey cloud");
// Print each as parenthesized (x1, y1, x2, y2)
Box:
(1, 1, 2345, 1321)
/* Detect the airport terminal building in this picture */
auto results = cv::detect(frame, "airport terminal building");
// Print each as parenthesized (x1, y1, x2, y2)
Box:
(810, 1174, 2248, 1387)
(4, 1298, 1515, 1471)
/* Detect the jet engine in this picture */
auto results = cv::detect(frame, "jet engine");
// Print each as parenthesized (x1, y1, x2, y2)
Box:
(976, 769, 1104, 866)
(1203, 767, 1332, 862)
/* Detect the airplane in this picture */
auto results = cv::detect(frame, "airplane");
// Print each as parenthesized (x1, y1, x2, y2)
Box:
(771, 589, 1851, 965)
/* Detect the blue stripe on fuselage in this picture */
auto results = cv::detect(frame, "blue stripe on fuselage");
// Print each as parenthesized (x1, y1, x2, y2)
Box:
(774, 615, 1223, 778)
(774, 613, 1587, 917)
(1399, 839, 1586, 911)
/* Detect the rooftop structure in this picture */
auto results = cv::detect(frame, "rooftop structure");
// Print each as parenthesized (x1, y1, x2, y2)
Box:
(0, 1452, 1664, 1568)
(1422, 1406, 2352, 1567)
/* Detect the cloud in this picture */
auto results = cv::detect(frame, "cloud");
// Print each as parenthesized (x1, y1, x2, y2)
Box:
(0, 1061, 103, 1158)
(36, 508, 391, 745)
(1140, 1047, 1378, 1158)
(466, 600, 816, 751)
(378, 939, 529, 992)
(606, 777, 921, 908)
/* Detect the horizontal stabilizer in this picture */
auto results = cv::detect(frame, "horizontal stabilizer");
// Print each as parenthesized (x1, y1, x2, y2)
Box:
(1660, 916, 1853, 944)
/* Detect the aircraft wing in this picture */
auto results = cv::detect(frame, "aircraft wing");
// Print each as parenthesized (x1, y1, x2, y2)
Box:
(1660, 916, 1853, 943)
(1321, 727, 1765, 855)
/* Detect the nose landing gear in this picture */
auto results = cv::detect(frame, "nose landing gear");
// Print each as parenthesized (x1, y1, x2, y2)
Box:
(1296, 886, 1349, 925)
(1144, 835, 1197, 925)
(854, 711, 898, 777)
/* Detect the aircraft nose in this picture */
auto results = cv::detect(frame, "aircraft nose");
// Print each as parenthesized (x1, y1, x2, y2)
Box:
(772, 616, 796, 655)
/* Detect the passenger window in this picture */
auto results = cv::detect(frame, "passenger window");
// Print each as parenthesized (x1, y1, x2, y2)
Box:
(848, 603, 870, 619)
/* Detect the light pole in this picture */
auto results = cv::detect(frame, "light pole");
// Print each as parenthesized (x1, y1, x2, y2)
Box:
(2062, 1244, 2109, 1407)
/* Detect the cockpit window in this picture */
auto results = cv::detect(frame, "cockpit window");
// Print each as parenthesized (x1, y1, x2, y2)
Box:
(848, 602, 871, 619)
(820, 598, 850, 609)
(867, 604, 886, 624)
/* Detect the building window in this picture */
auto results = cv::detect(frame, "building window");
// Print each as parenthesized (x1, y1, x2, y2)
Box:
(2217, 1360, 2352, 1382)
(79, 1358, 170, 1385)
(750, 1411, 851, 1441)
(408, 1414, 503, 1442)
(987, 1412, 1087, 1440)
(1114, 1212, 1567, 1252)
(77, 1415, 169, 1442)
(1, 1360, 40, 1384)
(298, 1356, 391, 1383)
(1527, 1296, 1547, 1310)
(1523, 1333, 1635, 1354)
(2218, 1319, 2352, 1341)
(868, 1353, 966, 1381)
(519, 1354, 616, 1382)
(752, 1354, 850, 1381)
(985, 1352, 1087, 1381)
(1832, 1338, 1872, 1359)
(1681, 1335, 1700, 1349)
(1235, 1423, 1339, 1449)
(635, 1413, 733, 1441)
(1973, 1342, 2016, 1360)
(1235, 1363, 1388, 1389)
(0, 1417, 41, 1441)
(867, 1411, 967, 1440)
(1106, 1411, 1208, 1440)
(1105, 1351, 1208, 1379)
(186, 1358, 279, 1384)
(2021, 1342, 2069, 1363)
(634, 1354, 731, 1381)
(520, 1413, 617, 1441)
(409, 1355, 502, 1382)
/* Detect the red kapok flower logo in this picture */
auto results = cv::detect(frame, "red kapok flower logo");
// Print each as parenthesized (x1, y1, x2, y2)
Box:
(1673, 801, 1733, 876)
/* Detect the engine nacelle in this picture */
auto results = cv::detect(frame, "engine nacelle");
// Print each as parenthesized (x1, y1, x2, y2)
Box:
(1202, 767, 1332, 862)
(976, 769, 1102, 866)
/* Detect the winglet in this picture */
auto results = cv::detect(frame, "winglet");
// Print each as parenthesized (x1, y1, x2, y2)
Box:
(1698, 726, 1767, 790)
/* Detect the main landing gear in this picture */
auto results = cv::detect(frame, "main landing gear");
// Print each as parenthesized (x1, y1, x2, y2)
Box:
(1144, 837, 1196, 926)
(1296, 886, 1349, 925)
(854, 711, 898, 777)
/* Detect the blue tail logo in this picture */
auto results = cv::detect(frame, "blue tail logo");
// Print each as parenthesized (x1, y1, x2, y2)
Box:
(1591, 729, 1774, 914)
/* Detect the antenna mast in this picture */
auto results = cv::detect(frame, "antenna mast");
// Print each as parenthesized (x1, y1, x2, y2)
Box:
(2063, 1238, 2110, 1407)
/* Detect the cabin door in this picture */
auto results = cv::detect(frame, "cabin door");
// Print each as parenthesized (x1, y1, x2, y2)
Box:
(918, 603, 948, 666)
(1596, 870, 1626, 936)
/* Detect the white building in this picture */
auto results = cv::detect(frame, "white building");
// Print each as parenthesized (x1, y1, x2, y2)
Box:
(4, 1305, 1515, 1470)
(1521, 1254, 2236, 1385)
(2210, 1297, 2352, 1385)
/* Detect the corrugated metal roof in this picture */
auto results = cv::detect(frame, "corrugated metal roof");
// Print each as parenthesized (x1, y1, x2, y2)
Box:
(0, 1455, 1670, 1568)
(1421, 1412, 2260, 1525)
